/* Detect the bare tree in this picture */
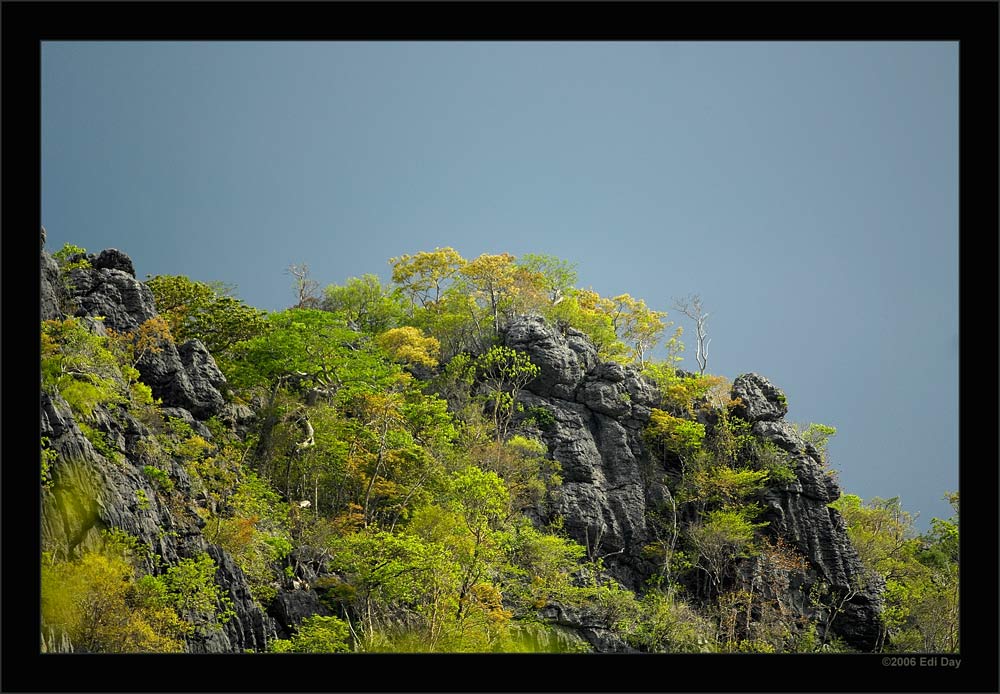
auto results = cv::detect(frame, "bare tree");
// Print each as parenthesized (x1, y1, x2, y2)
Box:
(673, 294, 711, 375)
(287, 262, 322, 309)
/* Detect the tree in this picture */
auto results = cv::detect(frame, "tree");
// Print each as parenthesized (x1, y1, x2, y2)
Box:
(597, 293, 669, 368)
(389, 247, 467, 310)
(672, 294, 710, 374)
(474, 346, 541, 443)
(287, 263, 322, 309)
(687, 507, 767, 595)
(460, 253, 519, 336)
(145, 275, 269, 358)
(545, 288, 623, 359)
(376, 326, 441, 369)
(41, 530, 231, 652)
(831, 493, 959, 652)
(323, 274, 404, 334)
(268, 615, 352, 653)
(516, 253, 578, 304)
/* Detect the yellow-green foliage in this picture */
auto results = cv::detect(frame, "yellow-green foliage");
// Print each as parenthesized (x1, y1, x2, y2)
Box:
(42, 318, 125, 418)
(78, 423, 124, 464)
(376, 326, 441, 368)
(618, 590, 717, 653)
(145, 274, 269, 358)
(41, 530, 231, 653)
(268, 615, 352, 653)
(41, 437, 58, 487)
(645, 409, 706, 458)
(689, 465, 770, 506)
(830, 493, 959, 652)
(207, 473, 292, 605)
(52, 243, 91, 270)
(645, 368, 729, 416)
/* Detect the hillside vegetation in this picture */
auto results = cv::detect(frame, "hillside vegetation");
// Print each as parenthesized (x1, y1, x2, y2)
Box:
(39, 242, 958, 654)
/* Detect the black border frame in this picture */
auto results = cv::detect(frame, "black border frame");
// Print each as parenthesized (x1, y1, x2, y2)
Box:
(2, 2, 997, 693)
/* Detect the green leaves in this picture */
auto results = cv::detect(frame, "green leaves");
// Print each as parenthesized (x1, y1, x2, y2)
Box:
(145, 274, 269, 358)
(831, 492, 960, 652)
(323, 274, 405, 334)
(645, 409, 706, 458)
(474, 345, 540, 442)
(268, 616, 352, 653)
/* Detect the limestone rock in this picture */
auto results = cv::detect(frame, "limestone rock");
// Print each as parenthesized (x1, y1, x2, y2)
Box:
(41, 389, 276, 653)
(41, 248, 66, 321)
(268, 589, 334, 640)
(731, 372, 788, 422)
(92, 248, 136, 277)
(68, 265, 158, 333)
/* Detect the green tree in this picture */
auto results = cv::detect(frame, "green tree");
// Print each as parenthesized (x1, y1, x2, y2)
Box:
(41, 317, 129, 418)
(597, 293, 670, 368)
(268, 615, 352, 653)
(145, 274, 269, 358)
(41, 531, 231, 652)
(516, 253, 578, 304)
(687, 507, 767, 595)
(390, 247, 467, 310)
(831, 493, 959, 652)
(323, 274, 405, 334)
(474, 346, 540, 443)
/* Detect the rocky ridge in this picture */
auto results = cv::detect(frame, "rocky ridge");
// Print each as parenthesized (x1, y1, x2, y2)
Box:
(40, 244, 308, 652)
(40, 243, 884, 652)
(504, 315, 884, 650)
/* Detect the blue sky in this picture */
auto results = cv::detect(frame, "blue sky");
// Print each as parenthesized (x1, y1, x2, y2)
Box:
(42, 41, 958, 529)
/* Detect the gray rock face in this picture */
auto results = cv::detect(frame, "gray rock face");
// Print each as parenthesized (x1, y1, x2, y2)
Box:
(68, 265, 158, 333)
(136, 339, 226, 419)
(537, 603, 638, 653)
(504, 316, 657, 591)
(502, 316, 883, 651)
(268, 589, 334, 640)
(40, 247, 269, 653)
(731, 372, 788, 422)
(735, 382, 883, 650)
(753, 430, 883, 649)
(57, 247, 227, 420)
(505, 315, 597, 400)
(41, 249, 66, 321)
(92, 248, 136, 276)
(41, 389, 276, 653)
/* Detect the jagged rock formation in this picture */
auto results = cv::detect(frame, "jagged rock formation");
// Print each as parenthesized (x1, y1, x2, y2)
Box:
(505, 316, 659, 590)
(39, 242, 299, 653)
(504, 316, 884, 651)
(40, 239, 884, 653)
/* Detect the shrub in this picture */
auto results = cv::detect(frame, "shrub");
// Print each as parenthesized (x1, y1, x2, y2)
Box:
(645, 409, 705, 458)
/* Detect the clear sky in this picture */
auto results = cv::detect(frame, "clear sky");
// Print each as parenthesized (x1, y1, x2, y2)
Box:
(41, 41, 958, 530)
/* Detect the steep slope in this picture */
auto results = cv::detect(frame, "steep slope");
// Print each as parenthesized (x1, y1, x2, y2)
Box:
(39, 242, 885, 653)
(40, 245, 274, 652)
(503, 315, 884, 650)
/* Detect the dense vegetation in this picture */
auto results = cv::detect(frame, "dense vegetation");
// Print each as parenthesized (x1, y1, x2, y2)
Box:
(40, 244, 958, 653)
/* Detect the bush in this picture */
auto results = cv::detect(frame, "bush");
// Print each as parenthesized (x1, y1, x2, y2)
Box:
(645, 409, 705, 458)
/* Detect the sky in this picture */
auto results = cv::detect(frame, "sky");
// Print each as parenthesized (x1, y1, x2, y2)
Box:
(41, 41, 959, 530)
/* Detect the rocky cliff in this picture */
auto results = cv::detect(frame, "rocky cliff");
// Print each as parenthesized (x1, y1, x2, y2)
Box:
(40, 242, 884, 653)
(503, 315, 884, 650)
(40, 245, 284, 653)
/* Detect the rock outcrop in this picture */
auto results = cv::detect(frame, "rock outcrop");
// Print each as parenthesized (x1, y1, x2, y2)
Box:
(738, 375, 884, 650)
(40, 242, 273, 653)
(47, 247, 227, 420)
(505, 316, 659, 590)
(503, 317, 884, 651)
